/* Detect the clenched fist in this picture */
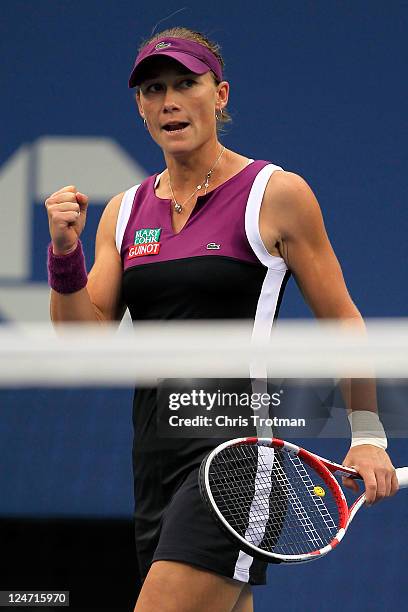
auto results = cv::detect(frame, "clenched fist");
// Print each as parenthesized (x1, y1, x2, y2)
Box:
(45, 185, 89, 255)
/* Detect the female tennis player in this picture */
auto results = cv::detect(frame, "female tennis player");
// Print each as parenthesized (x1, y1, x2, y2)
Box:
(45, 27, 398, 612)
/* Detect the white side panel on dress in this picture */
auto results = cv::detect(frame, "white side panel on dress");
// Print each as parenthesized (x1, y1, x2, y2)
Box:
(115, 184, 140, 254)
(245, 163, 288, 404)
(234, 164, 288, 583)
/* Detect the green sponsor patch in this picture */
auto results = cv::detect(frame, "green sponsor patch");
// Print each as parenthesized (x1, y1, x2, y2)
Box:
(134, 228, 161, 245)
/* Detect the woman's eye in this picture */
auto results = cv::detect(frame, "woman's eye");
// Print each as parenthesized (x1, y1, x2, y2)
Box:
(145, 83, 163, 93)
(180, 79, 196, 88)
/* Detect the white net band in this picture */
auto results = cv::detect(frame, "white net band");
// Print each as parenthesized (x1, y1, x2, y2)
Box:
(1, 319, 407, 386)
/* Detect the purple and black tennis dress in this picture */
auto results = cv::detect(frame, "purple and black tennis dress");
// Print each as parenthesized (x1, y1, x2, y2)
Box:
(115, 159, 290, 585)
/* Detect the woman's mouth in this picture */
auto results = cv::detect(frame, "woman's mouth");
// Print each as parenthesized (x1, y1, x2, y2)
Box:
(162, 122, 190, 133)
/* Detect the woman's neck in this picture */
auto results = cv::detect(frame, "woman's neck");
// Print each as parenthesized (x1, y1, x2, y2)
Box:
(163, 139, 226, 195)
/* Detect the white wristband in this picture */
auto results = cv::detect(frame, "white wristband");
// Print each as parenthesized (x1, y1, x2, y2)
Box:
(348, 410, 387, 450)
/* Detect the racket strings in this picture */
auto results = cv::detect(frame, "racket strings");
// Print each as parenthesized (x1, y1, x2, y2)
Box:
(270, 454, 336, 551)
(208, 444, 340, 555)
(276, 455, 337, 529)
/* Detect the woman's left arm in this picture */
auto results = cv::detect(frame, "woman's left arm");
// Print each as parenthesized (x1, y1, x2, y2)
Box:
(260, 170, 399, 504)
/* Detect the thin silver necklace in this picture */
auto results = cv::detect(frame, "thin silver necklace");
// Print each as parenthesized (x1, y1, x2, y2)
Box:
(168, 145, 226, 214)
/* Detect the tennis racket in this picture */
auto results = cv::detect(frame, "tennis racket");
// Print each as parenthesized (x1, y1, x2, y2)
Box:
(199, 437, 408, 563)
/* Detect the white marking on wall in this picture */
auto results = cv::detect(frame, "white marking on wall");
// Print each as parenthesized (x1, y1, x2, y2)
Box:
(0, 145, 30, 279)
(35, 136, 146, 201)
(0, 137, 147, 322)
(0, 286, 53, 323)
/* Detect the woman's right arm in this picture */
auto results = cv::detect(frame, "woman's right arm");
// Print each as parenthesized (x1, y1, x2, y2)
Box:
(45, 185, 126, 323)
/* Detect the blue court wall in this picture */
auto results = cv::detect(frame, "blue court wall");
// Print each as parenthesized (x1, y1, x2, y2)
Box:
(1, 3, 407, 610)
(1, 0, 407, 318)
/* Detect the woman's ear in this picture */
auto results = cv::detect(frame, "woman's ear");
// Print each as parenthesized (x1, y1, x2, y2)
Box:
(216, 80, 230, 110)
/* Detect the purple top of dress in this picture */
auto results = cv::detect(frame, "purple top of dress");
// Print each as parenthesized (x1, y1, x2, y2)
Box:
(121, 160, 270, 271)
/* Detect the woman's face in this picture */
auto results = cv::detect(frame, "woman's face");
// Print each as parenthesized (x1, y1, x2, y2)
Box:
(136, 56, 229, 156)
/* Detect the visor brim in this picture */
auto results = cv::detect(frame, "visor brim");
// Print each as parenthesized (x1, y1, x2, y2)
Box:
(129, 51, 212, 88)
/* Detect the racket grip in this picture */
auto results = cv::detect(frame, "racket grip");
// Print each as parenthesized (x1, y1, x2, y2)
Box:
(396, 467, 408, 488)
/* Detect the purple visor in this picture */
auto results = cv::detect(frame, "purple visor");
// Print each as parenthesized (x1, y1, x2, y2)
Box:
(128, 37, 223, 88)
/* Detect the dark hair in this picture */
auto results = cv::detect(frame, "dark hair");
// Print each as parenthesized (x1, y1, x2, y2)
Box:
(139, 27, 232, 128)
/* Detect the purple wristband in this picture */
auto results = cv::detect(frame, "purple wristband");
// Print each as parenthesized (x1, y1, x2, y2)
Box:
(47, 241, 88, 294)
